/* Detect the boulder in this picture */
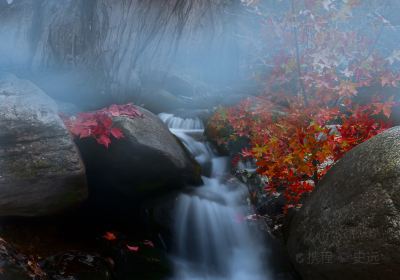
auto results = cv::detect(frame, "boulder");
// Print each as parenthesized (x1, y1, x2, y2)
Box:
(137, 88, 189, 114)
(0, 74, 88, 216)
(76, 106, 202, 211)
(140, 71, 210, 99)
(287, 127, 400, 280)
(0, 0, 235, 107)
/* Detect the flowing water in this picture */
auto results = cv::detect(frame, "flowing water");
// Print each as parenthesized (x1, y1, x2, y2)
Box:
(159, 113, 270, 280)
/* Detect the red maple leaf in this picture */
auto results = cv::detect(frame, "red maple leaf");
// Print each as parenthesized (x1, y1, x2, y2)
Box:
(97, 135, 112, 148)
(110, 127, 124, 139)
(61, 104, 142, 148)
(126, 245, 140, 252)
(103, 232, 117, 241)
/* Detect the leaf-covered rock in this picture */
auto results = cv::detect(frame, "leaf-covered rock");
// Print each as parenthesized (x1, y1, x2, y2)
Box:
(63, 103, 143, 148)
(75, 106, 202, 213)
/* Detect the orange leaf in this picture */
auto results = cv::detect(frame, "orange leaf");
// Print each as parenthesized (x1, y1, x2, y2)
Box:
(103, 232, 117, 241)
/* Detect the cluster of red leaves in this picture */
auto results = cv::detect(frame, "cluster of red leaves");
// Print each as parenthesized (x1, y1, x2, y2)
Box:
(208, 0, 400, 213)
(209, 96, 394, 213)
(62, 104, 143, 148)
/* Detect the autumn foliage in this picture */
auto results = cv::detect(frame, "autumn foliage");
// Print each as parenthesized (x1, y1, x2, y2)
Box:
(102, 231, 155, 253)
(209, 96, 394, 212)
(62, 104, 143, 148)
(208, 0, 399, 212)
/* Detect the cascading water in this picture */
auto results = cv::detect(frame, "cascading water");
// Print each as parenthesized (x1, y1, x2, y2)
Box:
(159, 113, 270, 280)
(159, 113, 212, 167)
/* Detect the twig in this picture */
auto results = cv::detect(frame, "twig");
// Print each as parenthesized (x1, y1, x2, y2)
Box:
(291, 0, 308, 106)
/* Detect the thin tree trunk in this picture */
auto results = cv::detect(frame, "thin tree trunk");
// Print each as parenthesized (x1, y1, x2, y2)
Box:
(291, 0, 307, 106)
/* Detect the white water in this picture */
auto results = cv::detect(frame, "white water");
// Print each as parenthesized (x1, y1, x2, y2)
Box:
(159, 113, 204, 132)
(159, 113, 212, 166)
(160, 113, 270, 280)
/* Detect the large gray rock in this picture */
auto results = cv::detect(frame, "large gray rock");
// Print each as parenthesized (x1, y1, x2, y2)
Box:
(0, 0, 237, 109)
(287, 127, 400, 280)
(137, 88, 190, 114)
(0, 75, 88, 216)
(76, 106, 202, 207)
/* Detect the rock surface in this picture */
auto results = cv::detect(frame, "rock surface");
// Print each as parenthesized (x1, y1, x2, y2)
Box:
(0, 217, 170, 280)
(0, 74, 88, 216)
(287, 126, 400, 280)
(76, 106, 202, 210)
(0, 0, 237, 109)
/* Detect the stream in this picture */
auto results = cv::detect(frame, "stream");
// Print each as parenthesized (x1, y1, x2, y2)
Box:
(159, 113, 271, 280)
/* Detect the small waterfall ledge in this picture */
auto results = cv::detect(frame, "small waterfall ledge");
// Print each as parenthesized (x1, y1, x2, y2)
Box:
(159, 113, 271, 280)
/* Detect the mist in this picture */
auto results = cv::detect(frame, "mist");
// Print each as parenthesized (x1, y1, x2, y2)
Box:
(0, 0, 265, 111)
(1, 1, 400, 110)
(1, 1, 400, 279)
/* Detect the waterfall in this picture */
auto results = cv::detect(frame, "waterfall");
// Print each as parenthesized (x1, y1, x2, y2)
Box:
(159, 113, 270, 280)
